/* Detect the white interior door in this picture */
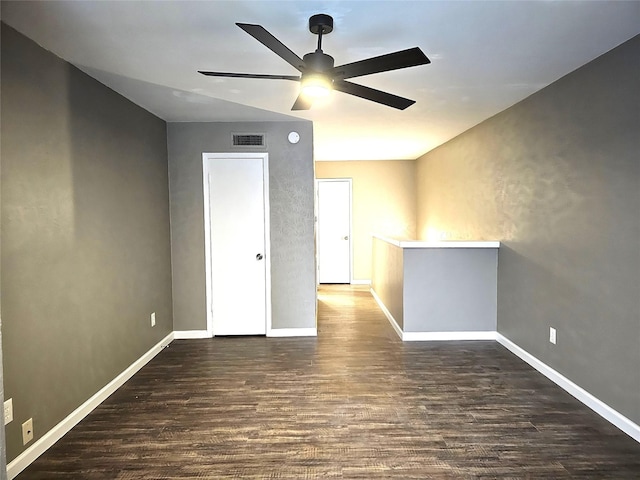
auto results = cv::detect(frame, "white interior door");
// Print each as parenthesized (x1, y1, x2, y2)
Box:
(205, 154, 269, 335)
(317, 179, 351, 283)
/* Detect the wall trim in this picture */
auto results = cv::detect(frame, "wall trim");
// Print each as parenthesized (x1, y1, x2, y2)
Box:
(370, 288, 494, 342)
(267, 328, 317, 337)
(173, 330, 211, 339)
(370, 288, 404, 340)
(7, 329, 638, 480)
(7, 332, 174, 480)
(176, 329, 323, 339)
(370, 288, 638, 442)
(403, 331, 497, 341)
(496, 333, 640, 443)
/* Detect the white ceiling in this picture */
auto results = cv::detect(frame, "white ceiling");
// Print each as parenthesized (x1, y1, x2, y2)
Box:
(2, 1, 639, 161)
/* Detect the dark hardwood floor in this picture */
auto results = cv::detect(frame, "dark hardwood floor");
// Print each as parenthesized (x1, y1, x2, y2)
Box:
(18, 285, 640, 479)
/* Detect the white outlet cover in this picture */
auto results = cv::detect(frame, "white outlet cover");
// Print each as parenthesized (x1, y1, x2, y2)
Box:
(151, 312, 156, 327)
(549, 327, 557, 345)
(4, 398, 13, 425)
(22, 418, 34, 445)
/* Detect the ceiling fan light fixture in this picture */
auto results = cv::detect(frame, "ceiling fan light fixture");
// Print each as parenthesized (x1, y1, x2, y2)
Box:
(300, 73, 333, 98)
(199, 14, 430, 111)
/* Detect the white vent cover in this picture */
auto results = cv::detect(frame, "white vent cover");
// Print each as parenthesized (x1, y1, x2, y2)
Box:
(232, 134, 265, 147)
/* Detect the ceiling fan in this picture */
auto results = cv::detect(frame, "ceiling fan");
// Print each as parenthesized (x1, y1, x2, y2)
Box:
(198, 14, 430, 111)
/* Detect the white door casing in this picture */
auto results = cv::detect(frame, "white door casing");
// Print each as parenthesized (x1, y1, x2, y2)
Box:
(203, 153, 271, 336)
(317, 179, 352, 283)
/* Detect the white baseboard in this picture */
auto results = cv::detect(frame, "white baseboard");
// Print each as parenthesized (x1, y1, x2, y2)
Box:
(7, 327, 637, 480)
(350, 279, 371, 285)
(370, 288, 404, 340)
(370, 288, 495, 342)
(497, 333, 640, 443)
(267, 328, 317, 337)
(176, 329, 319, 339)
(173, 330, 211, 339)
(7, 332, 174, 480)
(370, 288, 639, 442)
(403, 331, 497, 341)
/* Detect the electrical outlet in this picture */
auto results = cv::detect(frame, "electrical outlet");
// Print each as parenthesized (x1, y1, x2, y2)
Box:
(4, 398, 13, 425)
(22, 418, 34, 445)
(549, 327, 557, 345)
(151, 312, 156, 327)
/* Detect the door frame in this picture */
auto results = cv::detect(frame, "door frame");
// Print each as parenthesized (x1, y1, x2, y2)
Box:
(202, 152, 272, 337)
(316, 178, 353, 284)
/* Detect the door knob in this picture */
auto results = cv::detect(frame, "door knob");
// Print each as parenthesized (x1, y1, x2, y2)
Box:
(343, 236, 349, 240)
(256, 253, 264, 260)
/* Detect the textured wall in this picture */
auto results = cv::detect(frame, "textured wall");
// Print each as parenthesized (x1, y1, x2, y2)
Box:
(315, 160, 417, 281)
(1, 25, 173, 462)
(371, 237, 404, 328)
(168, 122, 316, 331)
(416, 36, 640, 424)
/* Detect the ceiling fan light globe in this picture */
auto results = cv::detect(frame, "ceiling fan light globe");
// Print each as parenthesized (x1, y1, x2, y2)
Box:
(301, 74, 333, 98)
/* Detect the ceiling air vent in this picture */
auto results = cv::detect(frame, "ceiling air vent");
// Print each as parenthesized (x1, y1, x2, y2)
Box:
(232, 133, 265, 147)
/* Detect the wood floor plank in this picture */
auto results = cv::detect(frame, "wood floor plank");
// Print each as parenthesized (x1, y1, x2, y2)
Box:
(17, 285, 640, 478)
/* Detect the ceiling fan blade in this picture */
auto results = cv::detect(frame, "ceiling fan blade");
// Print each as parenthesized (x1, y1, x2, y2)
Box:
(291, 94, 313, 111)
(236, 23, 306, 72)
(198, 71, 300, 81)
(333, 80, 416, 110)
(333, 47, 430, 80)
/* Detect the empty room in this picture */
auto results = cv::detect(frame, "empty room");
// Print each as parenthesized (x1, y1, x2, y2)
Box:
(1, 1, 639, 479)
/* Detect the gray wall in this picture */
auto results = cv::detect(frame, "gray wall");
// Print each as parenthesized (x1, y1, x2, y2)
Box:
(0, 259, 5, 476)
(0, 319, 5, 478)
(1, 24, 173, 462)
(404, 249, 497, 333)
(371, 238, 497, 334)
(416, 36, 640, 424)
(168, 122, 316, 331)
(1, 58, 5, 475)
(371, 237, 404, 329)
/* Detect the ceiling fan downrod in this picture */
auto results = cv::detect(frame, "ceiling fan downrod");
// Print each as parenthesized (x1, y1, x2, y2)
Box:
(304, 14, 335, 73)
(309, 14, 333, 53)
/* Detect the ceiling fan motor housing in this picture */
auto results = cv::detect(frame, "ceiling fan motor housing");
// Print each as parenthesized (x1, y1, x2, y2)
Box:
(303, 51, 335, 73)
